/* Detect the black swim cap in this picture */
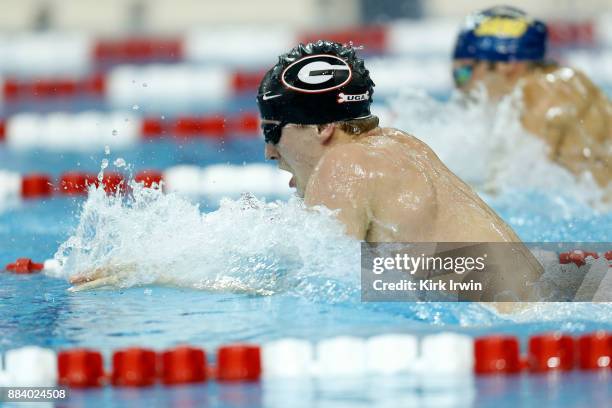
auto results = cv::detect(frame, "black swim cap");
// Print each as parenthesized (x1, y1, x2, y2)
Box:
(257, 41, 375, 128)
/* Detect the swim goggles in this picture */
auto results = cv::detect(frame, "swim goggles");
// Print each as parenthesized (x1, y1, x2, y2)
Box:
(453, 64, 474, 88)
(262, 120, 287, 145)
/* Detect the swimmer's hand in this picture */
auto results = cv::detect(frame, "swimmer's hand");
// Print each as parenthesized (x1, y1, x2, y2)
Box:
(68, 262, 137, 292)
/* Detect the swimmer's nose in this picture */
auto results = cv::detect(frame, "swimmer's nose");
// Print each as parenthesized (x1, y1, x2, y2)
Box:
(265, 143, 279, 161)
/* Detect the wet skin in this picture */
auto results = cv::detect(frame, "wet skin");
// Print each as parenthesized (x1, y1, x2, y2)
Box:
(454, 59, 612, 188)
(267, 123, 523, 242)
(266, 124, 543, 302)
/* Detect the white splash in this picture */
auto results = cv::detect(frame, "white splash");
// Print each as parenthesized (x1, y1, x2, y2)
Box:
(53, 182, 360, 298)
(387, 87, 609, 210)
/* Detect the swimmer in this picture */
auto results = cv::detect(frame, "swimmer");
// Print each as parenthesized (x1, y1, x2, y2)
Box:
(70, 40, 542, 305)
(452, 6, 611, 187)
(256, 40, 541, 303)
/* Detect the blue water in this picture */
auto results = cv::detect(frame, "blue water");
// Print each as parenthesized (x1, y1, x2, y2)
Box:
(1, 136, 611, 407)
(4, 42, 612, 403)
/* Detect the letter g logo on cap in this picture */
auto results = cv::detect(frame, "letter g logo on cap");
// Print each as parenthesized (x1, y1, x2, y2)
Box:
(281, 54, 352, 93)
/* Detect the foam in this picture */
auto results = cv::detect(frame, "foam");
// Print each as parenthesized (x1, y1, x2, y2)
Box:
(387, 87, 610, 210)
(54, 181, 360, 298)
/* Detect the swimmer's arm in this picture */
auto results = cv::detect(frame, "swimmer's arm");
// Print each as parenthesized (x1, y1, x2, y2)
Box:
(523, 72, 605, 159)
(521, 80, 575, 154)
(69, 262, 178, 292)
(68, 262, 137, 291)
(304, 147, 371, 240)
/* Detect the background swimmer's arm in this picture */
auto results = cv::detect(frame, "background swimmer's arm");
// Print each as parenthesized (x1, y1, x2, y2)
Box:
(304, 145, 371, 240)
(522, 70, 611, 186)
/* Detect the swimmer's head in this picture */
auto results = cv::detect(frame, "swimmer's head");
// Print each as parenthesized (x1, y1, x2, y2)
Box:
(257, 40, 375, 144)
(258, 41, 378, 196)
(452, 6, 548, 97)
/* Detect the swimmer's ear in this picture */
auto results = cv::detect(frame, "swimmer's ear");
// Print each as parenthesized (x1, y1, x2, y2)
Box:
(316, 123, 335, 145)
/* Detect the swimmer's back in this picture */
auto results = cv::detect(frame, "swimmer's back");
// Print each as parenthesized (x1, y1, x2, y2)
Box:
(521, 66, 612, 187)
(347, 128, 521, 242)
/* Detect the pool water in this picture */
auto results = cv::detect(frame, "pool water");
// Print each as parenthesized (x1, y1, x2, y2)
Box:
(1, 59, 612, 406)
(1, 134, 611, 406)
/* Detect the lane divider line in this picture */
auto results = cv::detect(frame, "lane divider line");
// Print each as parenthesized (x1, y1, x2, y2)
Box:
(0, 332, 609, 389)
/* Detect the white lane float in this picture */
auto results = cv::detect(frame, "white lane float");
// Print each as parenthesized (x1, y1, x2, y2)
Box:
(106, 64, 231, 110)
(0, 170, 22, 203)
(5, 111, 141, 151)
(0, 32, 92, 76)
(366, 334, 418, 375)
(184, 27, 295, 67)
(418, 333, 474, 390)
(163, 164, 292, 197)
(4, 347, 57, 387)
(262, 338, 315, 378)
(314, 336, 368, 377)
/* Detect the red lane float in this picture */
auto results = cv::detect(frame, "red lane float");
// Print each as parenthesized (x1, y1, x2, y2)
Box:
(94, 38, 183, 63)
(5, 258, 45, 274)
(173, 115, 226, 138)
(547, 21, 594, 46)
(231, 71, 266, 94)
(161, 346, 207, 385)
(228, 112, 260, 135)
(21, 173, 53, 199)
(3, 74, 105, 101)
(474, 335, 521, 374)
(528, 333, 575, 372)
(141, 118, 166, 138)
(58, 349, 105, 388)
(0, 120, 5, 141)
(59, 172, 98, 195)
(134, 170, 163, 188)
(112, 348, 157, 387)
(577, 332, 611, 370)
(559, 250, 599, 266)
(100, 172, 125, 194)
(216, 344, 261, 381)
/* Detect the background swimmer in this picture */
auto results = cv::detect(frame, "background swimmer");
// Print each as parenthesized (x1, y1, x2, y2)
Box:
(452, 6, 611, 187)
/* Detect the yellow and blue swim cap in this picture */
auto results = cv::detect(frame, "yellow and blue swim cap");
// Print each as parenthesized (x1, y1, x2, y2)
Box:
(453, 6, 547, 62)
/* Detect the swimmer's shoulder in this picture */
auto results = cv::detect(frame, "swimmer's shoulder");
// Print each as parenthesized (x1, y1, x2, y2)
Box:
(365, 127, 430, 151)
(315, 128, 424, 180)
(523, 66, 602, 105)
(522, 66, 602, 126)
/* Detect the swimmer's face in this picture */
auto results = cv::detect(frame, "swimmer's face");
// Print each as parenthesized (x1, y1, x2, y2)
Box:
(453, 59, 528, 99)
(452, 59, 494, 92)
(263, 121, 326, 197)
